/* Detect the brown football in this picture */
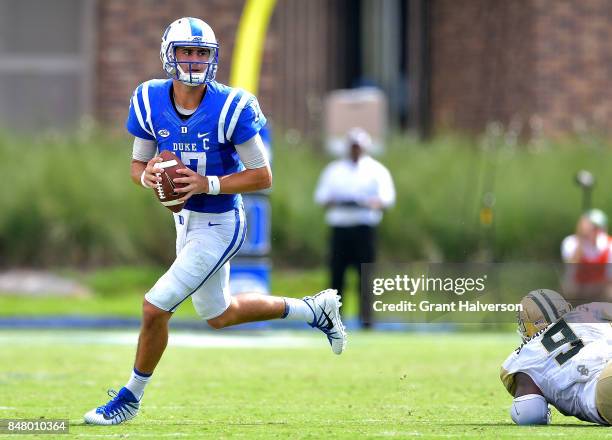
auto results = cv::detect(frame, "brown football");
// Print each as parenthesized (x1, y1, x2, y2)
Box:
(153, 150, 187, 213)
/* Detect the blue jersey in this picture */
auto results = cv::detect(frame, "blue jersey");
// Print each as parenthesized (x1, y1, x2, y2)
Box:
(126, 79, 267, 213)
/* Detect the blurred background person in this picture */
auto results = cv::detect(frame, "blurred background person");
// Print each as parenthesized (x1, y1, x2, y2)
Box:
(314, 127, 395, 328)
(561, 209, 612, 301)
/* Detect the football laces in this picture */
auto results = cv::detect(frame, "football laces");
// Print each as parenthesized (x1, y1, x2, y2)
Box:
(155, 173, 165, 199)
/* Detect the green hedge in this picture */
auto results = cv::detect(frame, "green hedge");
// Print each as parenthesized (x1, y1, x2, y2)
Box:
(0, 129, 175, 266)
(273, 131, 612, 264)
(2, 128, 611, 267)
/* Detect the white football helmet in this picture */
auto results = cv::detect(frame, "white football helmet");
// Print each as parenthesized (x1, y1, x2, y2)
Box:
(160, 17, 218, 86)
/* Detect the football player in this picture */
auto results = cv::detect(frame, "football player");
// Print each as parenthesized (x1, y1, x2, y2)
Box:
(500, 289, 612, 425)
(84, 17, 347, 425)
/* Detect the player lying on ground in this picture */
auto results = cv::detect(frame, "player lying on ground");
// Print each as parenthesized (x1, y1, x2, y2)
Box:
(500, 289, 612, 425)
(83, 17, 347, 426)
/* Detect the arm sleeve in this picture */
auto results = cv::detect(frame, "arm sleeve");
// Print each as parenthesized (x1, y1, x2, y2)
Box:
(230, 95, 267, 145)
(132, 137, 157, 162)
(561, 236, 577, 262)
(126, 86, 156, 141)
(377, 165, 396, 208)
(510, 394, 550, 425)
(314, 165, 334, 205)
(235, 134, 270, 169)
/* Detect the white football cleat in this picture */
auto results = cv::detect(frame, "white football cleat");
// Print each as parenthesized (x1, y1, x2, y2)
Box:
(84, 387, 140, 425)
(304, 289, 347, 355)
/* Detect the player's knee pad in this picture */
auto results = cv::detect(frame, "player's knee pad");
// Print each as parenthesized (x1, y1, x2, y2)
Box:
(511, 394, 551, 425)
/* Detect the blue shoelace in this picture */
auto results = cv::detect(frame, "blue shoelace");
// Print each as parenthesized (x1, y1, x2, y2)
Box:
(97, 389, 137, 417)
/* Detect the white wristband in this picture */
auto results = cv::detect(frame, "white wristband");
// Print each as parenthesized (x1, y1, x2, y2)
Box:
(140, 170, 150, 188)
(206, 176, 221, 195)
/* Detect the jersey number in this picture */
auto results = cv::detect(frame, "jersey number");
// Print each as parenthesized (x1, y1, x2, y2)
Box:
(180, 152, 206, 176)
(541, 318, 584, 365)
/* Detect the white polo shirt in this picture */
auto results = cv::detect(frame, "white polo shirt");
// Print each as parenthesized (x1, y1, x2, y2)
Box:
(314, 155, 395, 227)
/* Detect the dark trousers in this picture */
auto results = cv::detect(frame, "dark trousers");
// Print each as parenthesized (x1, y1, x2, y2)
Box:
(329, 225, 376, 327)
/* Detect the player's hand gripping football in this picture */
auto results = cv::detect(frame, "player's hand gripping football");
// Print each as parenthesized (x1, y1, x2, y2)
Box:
(142, 156, 164, 188)
(173, 167, 209, 202)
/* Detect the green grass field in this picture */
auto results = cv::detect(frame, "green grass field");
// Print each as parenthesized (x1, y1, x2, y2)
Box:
(1, 331, 610, 439)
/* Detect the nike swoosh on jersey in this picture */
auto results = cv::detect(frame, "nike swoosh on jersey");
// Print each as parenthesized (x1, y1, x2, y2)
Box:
(197, 132, 211, 138)
(208, 222, 222, 227)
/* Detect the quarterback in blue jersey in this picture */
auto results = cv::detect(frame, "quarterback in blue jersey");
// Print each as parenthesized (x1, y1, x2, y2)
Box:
(84, 17, 347, 426)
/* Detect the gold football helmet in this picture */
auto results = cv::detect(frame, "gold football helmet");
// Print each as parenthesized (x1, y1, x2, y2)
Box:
(518, 289, 572, 341)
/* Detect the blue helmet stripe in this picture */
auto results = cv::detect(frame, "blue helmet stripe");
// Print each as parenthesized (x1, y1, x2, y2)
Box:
(188, 17, 203, 37)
